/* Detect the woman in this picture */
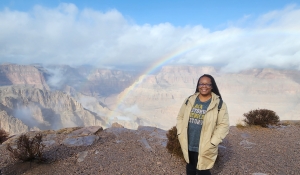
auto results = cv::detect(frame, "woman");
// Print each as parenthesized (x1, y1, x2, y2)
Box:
(176, 74, 229, 175)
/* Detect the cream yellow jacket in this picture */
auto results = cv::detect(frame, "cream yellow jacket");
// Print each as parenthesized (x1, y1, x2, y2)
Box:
(176, 92, 229, 170)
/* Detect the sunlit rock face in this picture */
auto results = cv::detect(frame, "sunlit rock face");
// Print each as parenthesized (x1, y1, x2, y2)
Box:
(110, 66, 219, 129)
(1, 63, 299, 133)
(0, 85, 106, 134)
(114, 66, 300, 129)
(217, 68, 300, 124)
(0, 64, 49, 90)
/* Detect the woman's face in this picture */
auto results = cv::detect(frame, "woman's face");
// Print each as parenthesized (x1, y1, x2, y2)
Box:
(198, 76, 212, 96)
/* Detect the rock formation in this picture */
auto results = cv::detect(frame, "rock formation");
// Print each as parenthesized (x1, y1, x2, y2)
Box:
(0, 110, 28, 135)
(113, 66, 300, 129)
(0, 64, 49, 90)
(81, 66, 137, 96)
(1, 63, 300, 133)
(43, 64, 138, 96)
(0, 85, 106, 134)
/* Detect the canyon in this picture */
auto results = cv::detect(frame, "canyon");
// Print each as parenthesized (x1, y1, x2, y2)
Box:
(0, 63, 300, 134)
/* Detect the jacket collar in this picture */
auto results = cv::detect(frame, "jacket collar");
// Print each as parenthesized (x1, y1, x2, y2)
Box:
(188, 92, 220, 111)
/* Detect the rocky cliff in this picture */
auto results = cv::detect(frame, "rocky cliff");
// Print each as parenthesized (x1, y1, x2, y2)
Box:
(44, 65, 137, 96)
(0, 85, 106, 134)
(0, 110, 28, 135)
(0, 63, 140, 134)
(84, 67, 137, 96)
(0, 63, 138, 97)
(112, 66, 300, 129)
(1, 63, 300, 133)
(0, 64, 49, 90)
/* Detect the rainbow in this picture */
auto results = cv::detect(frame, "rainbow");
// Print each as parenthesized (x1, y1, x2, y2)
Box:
(113, 26, 300, 110)
(107, 42, 203, 119)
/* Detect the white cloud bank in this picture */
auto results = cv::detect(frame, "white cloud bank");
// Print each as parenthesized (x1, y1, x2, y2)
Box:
(0, 3, 300, 72)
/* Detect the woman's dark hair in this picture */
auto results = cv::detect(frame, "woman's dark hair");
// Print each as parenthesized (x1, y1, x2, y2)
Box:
(195, 74, 222, 99)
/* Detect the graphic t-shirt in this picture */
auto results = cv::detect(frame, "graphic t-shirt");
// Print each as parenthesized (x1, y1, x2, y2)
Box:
(188, 97, 211, 152)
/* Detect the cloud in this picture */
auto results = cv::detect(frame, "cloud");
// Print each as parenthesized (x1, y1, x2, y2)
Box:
(13, 107, 40, 128)
(123, 104, 140, 114)
(0, 3, 299, 72)
(45, 66, 65, 89)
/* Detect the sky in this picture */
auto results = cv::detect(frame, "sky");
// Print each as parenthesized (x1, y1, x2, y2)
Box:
(0, 0, 300, 72)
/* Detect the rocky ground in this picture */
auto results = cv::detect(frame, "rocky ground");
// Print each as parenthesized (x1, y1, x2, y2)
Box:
(0, 124, 300, 175)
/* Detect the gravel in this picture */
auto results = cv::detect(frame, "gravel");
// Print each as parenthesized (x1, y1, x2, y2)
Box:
(0, 125, 299, 175)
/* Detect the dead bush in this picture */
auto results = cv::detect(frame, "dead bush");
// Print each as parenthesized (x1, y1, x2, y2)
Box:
(243, 109, 280, 128)
(0, 128, 9, 144)
(6, 133, 45, 162)
(236, 123, 246, 129)
(166, 126, 183, 159)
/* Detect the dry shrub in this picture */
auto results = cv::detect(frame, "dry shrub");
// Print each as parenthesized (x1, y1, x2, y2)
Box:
(166, 126, 183, 159)
(280, 121, 291, 126)
(243, 109, 280, 128)
(6, 133, 45, 162)
(236, 123, 246, 129)
(0, 128, 9, 144)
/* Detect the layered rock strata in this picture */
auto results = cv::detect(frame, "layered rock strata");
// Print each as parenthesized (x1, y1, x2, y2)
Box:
(0, 64, 49, 90)
(113, 66, 300, 129)
(0, 86, 106, 134)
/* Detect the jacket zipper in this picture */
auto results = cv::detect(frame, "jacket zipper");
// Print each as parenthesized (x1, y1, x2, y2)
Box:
(199, 98, 218, 157)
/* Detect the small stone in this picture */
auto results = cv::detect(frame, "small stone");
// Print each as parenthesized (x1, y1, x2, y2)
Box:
(239, 139, 256, 148)
(77, 151, 88, 163)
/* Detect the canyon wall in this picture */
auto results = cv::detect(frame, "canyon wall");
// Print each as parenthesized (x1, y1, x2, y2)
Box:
(0, 85, 106, 134)
(1, 63, 300, 133)
(111, 66, 300, 129)
(0, 64, 49, 90)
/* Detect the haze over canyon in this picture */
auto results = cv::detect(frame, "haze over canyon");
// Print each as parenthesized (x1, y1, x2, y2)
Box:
(0, 63, 299, 135)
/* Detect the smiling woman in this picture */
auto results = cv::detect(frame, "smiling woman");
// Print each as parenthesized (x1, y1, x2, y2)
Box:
(176, 74, 229, 175)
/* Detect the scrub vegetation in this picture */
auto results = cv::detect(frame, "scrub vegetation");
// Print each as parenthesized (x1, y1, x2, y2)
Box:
(6, 134, 46, 162)
(166, 126, 184, 159)
(243, 109, 280, 128)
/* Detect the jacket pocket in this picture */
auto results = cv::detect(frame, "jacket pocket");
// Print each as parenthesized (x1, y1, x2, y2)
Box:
(203, 143, 218, 160)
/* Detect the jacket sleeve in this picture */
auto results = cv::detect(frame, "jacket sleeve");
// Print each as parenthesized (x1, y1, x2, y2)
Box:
(176, 98, 188, 135)
(210, 102, 230, 146)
